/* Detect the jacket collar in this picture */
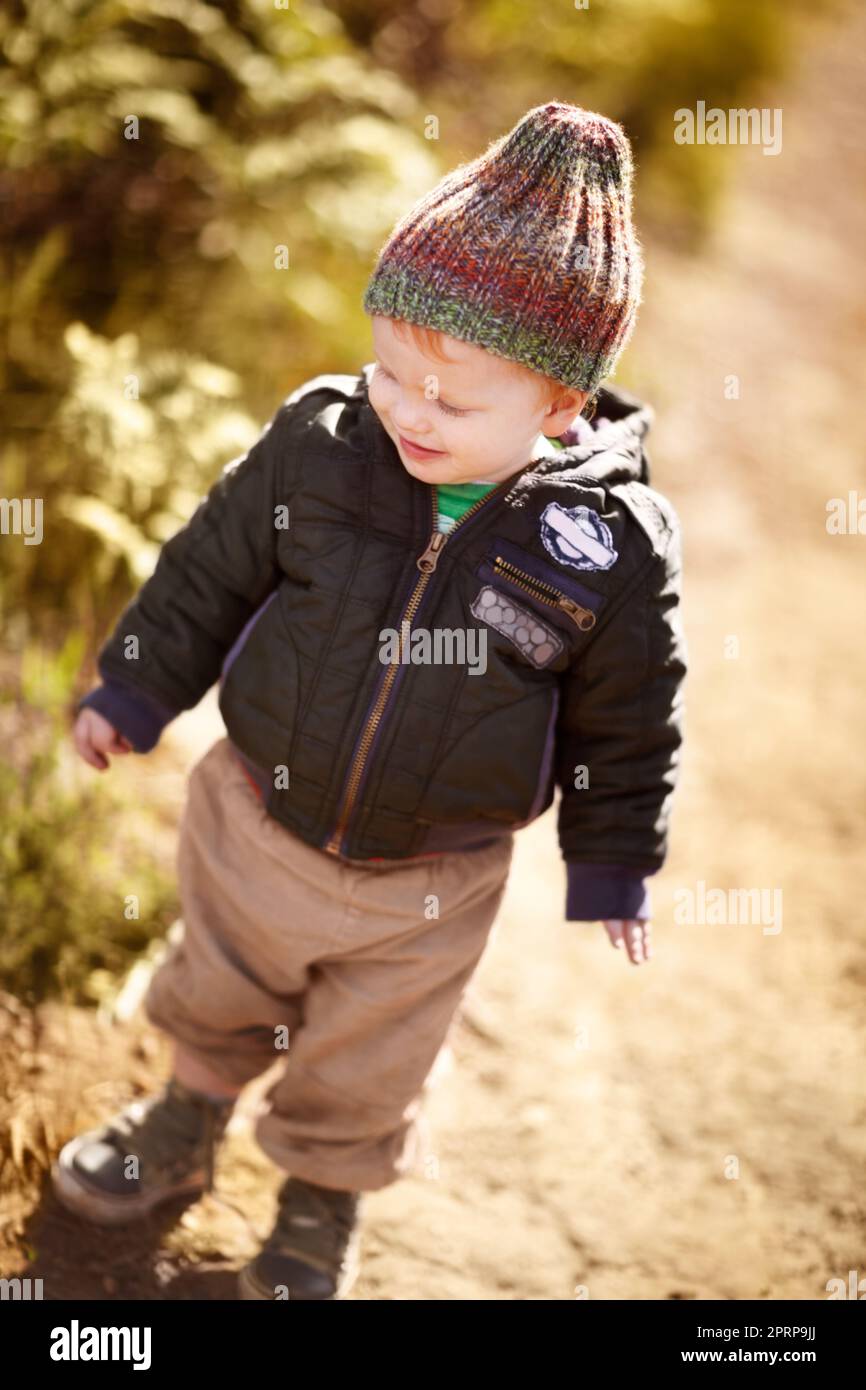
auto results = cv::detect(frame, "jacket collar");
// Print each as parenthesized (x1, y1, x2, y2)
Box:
(544, 383, 654, 488)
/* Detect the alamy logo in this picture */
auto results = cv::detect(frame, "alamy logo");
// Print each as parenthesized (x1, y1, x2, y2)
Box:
(0, 496, 43, 545)
(0, 1277, 43, 1299)
(826, 1269, 866, 1299)
(673, 102, 783, 156)
(540, 502, 618, 572)
(378, 621, 487, 675)
(673, 880, 783, 935)
(49, 1320, 151, 1371)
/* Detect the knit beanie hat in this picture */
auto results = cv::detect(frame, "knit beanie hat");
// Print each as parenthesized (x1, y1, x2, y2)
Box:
(362, 101, 643, 399)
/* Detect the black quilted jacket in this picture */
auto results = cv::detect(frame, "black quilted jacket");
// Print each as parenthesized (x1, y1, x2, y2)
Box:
(77, 366, 688, 923)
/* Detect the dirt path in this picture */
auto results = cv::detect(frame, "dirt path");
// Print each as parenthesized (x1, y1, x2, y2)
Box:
(3, 3, 864, 1299)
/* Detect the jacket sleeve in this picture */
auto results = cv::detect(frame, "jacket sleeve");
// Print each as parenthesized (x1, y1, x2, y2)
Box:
(74, 402, 295, 752)
(554, 509, 688, 922)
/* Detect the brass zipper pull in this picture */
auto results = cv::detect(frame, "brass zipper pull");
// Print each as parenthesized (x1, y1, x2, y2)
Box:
(417, 530, 447, 573)
(492, 554, 598, 632)
(557, 596, 596, 631)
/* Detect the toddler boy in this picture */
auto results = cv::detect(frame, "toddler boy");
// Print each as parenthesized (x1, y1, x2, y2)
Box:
(56, 102, 687, 1300)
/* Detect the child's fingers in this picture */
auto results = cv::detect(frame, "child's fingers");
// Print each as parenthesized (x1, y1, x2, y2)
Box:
(603, 917, 653, 964)
(603, 918, 626, 950)
(624, 918, 652, 964)
(73, 725, 108, 770)
(640, 919, 653, 961)
(623, 921, 644, 964)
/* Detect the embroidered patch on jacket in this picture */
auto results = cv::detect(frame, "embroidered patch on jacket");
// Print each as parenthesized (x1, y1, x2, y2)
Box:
(470, 585, 564, 668)
(539, 501, 618, 572)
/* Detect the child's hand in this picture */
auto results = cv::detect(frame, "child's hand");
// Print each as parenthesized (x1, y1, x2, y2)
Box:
(602, 918, 652, 965)
(73, 707, 133, 770)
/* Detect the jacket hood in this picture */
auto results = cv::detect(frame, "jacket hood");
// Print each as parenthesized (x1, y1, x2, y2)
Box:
(546, 382, 654, 489)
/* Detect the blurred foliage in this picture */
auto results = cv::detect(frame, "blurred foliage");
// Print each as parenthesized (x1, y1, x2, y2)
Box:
(1, 0, 439, 631)
(2, 319, 262, 626)
(0, 0, 434, 402)
(0, 0, 821, 635)
(324, 0, 828, 237)
(0, 634, 178, 1002)
(0, 0, 827, 998)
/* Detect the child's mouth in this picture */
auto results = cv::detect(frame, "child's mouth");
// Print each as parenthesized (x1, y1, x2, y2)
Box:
(398, 433, 447, 460)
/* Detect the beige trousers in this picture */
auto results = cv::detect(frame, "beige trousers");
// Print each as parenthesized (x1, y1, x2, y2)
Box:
(144, 737, 514, 1191)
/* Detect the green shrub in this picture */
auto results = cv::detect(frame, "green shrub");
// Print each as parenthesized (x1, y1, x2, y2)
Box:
(0, 633, 177, 1004)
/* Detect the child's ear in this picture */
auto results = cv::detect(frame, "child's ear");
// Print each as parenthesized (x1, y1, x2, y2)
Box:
(543, 388, 589, 436)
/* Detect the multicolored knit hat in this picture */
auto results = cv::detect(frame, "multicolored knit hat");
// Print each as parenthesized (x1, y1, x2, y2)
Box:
(362, 101, 643, 399)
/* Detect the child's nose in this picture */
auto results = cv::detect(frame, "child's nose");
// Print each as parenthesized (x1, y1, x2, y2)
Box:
(391, 391, 427, 429)
(393, 406, 434, 437)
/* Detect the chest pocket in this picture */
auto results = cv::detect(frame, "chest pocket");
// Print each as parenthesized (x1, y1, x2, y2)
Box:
(470, 584, 566, 669)
(472, 536, 607, 664)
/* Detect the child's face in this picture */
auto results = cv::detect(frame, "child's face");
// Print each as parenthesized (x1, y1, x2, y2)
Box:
(369, 315, 586, 487)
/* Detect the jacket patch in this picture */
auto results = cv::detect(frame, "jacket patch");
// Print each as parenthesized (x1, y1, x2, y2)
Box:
(470, 585, 564, 669)
(540, 501, 618, 572)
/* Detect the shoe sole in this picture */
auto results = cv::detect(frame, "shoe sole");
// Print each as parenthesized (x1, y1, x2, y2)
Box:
(236, 1234, 361, 1301)
(51, 1132, 206, 1227)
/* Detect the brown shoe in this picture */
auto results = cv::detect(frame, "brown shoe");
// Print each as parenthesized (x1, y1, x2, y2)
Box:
(51, 1077, 235, 1226)
(238, 1175, 362, 1300)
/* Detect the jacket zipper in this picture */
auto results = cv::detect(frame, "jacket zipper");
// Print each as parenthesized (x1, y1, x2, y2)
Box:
(323, 478, 515, 856)
(491, 556, 597, 632)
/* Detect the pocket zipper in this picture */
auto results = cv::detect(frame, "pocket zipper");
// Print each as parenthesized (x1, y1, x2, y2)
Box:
(491, 555, 597, 632)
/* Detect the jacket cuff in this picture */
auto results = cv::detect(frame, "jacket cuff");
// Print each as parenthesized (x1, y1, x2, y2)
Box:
(565, 861, 653, 922)
(75, 679, 179, 753)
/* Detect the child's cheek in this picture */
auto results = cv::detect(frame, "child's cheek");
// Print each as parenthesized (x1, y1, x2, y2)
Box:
(368, 375, 393, 419)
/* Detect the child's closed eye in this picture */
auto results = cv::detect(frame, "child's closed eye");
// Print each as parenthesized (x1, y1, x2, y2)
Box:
(374, 362, 468, 417)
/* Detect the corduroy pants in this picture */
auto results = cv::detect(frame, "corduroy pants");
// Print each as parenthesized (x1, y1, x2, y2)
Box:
(143, 737, 514, 1191)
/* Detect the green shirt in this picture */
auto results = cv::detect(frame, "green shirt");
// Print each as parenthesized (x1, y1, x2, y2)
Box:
(435, 480, 497, 533)
(435, 440, 564, 533)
